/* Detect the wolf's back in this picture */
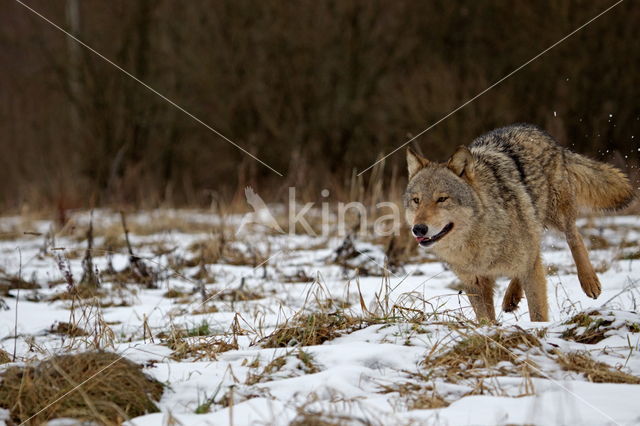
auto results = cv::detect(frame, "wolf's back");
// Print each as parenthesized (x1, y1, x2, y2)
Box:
(470, 124, 634, 215)
(565, 151, 633, 210)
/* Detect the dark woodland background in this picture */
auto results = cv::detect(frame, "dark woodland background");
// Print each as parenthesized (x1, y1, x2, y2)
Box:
(1, 0, 638, 210)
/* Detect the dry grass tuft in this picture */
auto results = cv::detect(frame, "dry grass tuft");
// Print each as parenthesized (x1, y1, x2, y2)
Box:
(407, 391, 449, 410)
(261, 312, 368, 348)
(555, 352, 640, 384)
(0, 348, 11, 364)
(220, 244, 271, 267)
(587, 235, 611, 250)
(0, 351, 163, 425)
(185, 236, 224, 267)
(280, 269, 315, 284)
(93, 213, 221, 241)
(0, 274, 39, 296)
(168, 338, 238, 361)
(290, 403, 372, 426)
(49, 321, 88, 337)
(191, 304, 219, 315)
(425, 329, 542, 382)
(159, 324, 238, 361)
(617, 250, 640, 261)
(49, 285, 106, 301)
(561, 311, 610, 344)
(560, 310, 639, 344)
(245, 350, 319, 385)
(163, 288, 191, 299)
(289, 415, 340, 426)
(211, 286, 266, 302)
(379, 381, 449, 410)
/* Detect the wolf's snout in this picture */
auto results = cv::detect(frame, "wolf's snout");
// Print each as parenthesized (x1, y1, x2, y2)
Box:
(412, 224, 428, 237)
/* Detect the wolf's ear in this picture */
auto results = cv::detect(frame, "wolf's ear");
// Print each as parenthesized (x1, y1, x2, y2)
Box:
(447, 146, 474, 180)
(406, 148, 429, 177)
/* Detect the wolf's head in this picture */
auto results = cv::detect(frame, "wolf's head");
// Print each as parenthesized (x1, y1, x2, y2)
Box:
(404, 147, 479, 251)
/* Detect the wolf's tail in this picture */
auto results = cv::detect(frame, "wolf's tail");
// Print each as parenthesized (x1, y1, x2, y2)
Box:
(565, 151, 634, 210)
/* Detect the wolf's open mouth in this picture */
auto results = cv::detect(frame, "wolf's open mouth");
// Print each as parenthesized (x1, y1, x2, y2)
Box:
(415, 223, 454, 247)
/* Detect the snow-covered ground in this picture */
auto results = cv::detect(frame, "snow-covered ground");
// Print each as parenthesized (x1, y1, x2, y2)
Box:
(0, 210, 639, 425)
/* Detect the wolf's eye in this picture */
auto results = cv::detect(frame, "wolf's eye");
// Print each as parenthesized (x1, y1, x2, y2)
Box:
(412, 197, 420, 205)
(436, 196, 449, 203)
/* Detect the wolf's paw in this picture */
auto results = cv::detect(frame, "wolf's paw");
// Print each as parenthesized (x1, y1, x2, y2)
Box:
(502, 279, 523, 313)
(579, 273, 602, 299)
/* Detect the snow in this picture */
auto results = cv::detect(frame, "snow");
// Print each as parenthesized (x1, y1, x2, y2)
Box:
(0, 210, 639, 425)
(416, 382, 640, 426)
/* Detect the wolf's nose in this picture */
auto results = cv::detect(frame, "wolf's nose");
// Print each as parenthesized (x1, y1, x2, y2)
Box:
(412, 224, 428, 237)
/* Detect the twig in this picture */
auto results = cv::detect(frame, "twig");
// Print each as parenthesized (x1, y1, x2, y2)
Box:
(80, 210, 99, 287)
(120, 211, 155, 288)
(12, 248, 21, 362)
(599, 278, 639, 308)
(120, 211, 135, 258)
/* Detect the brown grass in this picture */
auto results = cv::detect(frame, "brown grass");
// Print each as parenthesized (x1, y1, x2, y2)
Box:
(587, 235, 611, 250)
(191, 304, 219, 315)
(48, 286, 106, 301)
(289, 390, 379, 426)
(163, 288, 191, 299)
(379, 381, 449, 410)
(0, 274, 39, 296)
(245, 350, 319, 385)
(211, 286, 266, 303)
(169, 338, 238, 361)
(0, 351, 163, 425)
(159, 324, 238, 361)
(560, 310, 639, 344)
(94, 215, 220, 240)
(185, 236, 224, 267)
(0, 348, 11, 365)
(407, 391, 449, 410)
(556, 352, 640, 384)
(561, 311, 611, 344)
(280, 269, 315, 284)
(221, 244, 270, 267)
(289, 412, 367, 426)
(49, 321, 88, 337)
(617, 250, 640, 261)
(424, 329, 542, 382)
(260, 312, 368, 348)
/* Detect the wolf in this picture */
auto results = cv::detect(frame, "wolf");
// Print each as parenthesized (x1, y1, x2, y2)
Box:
(404, 124, 633, 322)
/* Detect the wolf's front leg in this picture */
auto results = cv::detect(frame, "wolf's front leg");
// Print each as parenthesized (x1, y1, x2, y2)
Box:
(462, 276, 496, 322)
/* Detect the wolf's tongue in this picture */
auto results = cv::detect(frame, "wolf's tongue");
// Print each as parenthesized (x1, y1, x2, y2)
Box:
(415, 236, 426, 243)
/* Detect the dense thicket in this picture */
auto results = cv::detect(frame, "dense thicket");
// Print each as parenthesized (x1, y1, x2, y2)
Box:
(1, 0, 637, 208)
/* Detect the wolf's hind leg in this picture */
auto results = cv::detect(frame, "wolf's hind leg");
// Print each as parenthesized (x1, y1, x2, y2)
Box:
(463, 276, 496, 322)
(564, 223, 601, 299)
(521, 256, 549, 322)
(502, 278, 523, 313)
